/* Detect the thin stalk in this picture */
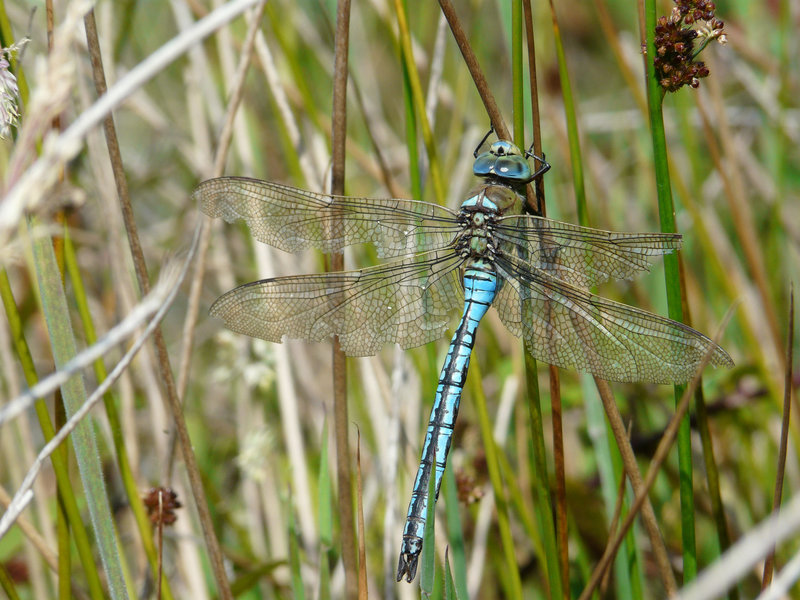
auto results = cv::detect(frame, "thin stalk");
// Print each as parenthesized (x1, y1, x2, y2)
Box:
(330, 1, 358, 598)
(511, 0, 524, 144)
(522, 0, 545, 210)
(593, 377, 677, 595)
(437, 0, 509, 139)
(642, 0, 696, 582)
(521, 8, 568, 597)
(176, 0, 268, 406)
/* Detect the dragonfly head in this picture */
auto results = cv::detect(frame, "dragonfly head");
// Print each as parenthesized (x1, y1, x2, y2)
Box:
(473, 140, 534, 184)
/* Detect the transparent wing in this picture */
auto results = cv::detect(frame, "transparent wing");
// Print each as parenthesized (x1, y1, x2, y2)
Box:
(209, 251, 465, 356)
(494, 215, 682, 289)
(493, 254, 733, 384)
(195, 177, 461, 258)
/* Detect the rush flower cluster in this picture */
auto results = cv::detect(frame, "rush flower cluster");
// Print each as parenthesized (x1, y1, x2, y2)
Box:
(654, 1, 726, 92)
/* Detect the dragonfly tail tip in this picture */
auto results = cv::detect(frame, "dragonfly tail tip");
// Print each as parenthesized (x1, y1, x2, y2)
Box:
(396, 552, 419, 583)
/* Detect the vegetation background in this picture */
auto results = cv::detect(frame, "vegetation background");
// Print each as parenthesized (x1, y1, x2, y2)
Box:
(0, 0, 797, 598)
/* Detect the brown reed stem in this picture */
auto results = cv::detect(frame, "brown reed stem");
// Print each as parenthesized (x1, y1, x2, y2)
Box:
(331, 0, 358, 597)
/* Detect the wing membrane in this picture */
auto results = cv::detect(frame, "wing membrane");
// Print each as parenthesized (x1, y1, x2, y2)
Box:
(495, 215, 681, 289)
(195, 177, 461, 257)
(493, 254, 733, 384)
(209, 251, 465, 356)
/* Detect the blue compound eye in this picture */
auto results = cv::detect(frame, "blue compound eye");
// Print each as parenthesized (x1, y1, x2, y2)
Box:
(472, 151, 495, 177)
(473, 141, 532, 182)
(493, 155, 532, 181)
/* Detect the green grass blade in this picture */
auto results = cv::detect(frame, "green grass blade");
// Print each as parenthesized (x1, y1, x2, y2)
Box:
(0, 266, 106, 599)
(0, 561, 21, 600)
(288, 495, 306, 600)
(642, 0, 696, 581)
(548, 0, 587, 225)
(496, 450, 545, 563)
(31, 220, 130, 599)
(317, 418, 332, 599)
(56, 481, 70, 599)
(62, 224, 175, 600)
(524, 349, 563, 600)
(442, 465, 468, 600)
(469, 359, 523, 599)
(318, 418, 333, 548)
(403, 56, 422, 200)
(393, 0, 445, 205)
(420, 452, 438, 594)
(444, 546, 459, 600)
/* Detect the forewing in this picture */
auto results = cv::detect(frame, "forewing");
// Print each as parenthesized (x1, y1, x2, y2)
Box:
(493, 255, 733, 384)
(209, 251, 465, 356)
(195, 177, 460, 257)
(495, 215, 681, 289)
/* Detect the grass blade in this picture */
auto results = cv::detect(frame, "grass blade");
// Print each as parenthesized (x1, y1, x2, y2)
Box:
(469, 359, 523, 599)
(442, 464, 468, 599)
(31, 222, 129, 599)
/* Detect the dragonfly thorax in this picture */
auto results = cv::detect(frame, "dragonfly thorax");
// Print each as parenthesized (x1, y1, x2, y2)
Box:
(452, 208, 497, 261)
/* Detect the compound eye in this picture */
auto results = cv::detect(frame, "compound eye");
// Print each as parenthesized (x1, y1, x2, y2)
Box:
(493, 156, 532, 181)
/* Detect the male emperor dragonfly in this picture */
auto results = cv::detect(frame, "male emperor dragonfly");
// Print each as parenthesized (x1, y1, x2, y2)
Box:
(194, 136, 733, 583)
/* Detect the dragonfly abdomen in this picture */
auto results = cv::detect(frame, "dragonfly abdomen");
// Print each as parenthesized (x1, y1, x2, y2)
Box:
(396, 261, 497, 582)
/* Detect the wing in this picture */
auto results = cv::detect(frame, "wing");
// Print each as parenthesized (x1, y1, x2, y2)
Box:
(209, 251, 465, 356)
(194, 177, 461, 258)
(494, 215, 681, 289)
(493, 254, 733, 384)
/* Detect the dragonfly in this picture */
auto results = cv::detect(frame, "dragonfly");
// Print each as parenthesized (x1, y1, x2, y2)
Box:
(194, 134, 733, 583)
